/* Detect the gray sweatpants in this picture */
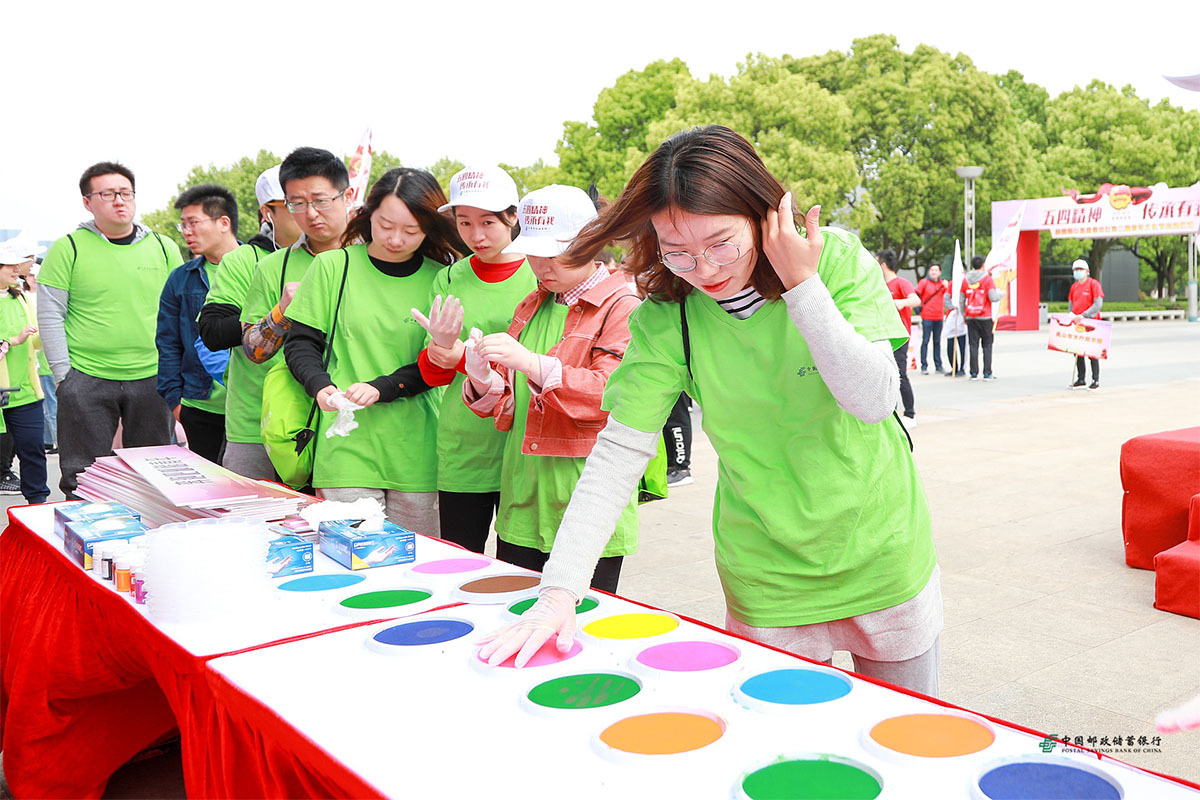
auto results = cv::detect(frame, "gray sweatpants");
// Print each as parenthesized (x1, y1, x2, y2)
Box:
(221, 441, 277, 481)
(317, 487, 440, 537)
(56, 369, 171, 498)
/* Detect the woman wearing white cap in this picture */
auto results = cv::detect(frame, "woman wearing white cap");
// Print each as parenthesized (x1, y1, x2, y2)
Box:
(455, 185, 640, 591)
(411, 166, 536, 553)
(283, 169, 464, 532)
(480, 127, 941, 696)
(0, 243, 50, 503)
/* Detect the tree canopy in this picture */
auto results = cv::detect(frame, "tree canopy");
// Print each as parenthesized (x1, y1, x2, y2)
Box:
(145, 37, 1200, 288)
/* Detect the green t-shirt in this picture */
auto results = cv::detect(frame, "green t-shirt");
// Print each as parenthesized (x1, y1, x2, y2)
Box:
(285, 245, 445, 492)
(0, 293, 42, 409)
(203, 243, 272, 441)
(38, 227, 181, 380)
(232, 245, 315, 442)
(430, 257, 537, 492)
(601, 227, 932, 627)
(496, 297, 638, 556)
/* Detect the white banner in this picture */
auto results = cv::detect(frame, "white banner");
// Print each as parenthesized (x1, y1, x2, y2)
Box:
(983, 201, 1025, 318)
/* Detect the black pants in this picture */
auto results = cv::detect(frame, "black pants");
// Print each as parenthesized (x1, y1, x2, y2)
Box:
(1076, 356, 1100, 382)
(946, 334, 966, 375)
(56, 370, 171, 499)
(179, 406, 226, 465)
(439, 490, 499, 553)
(663, 393, 692, 469)
(966, 318, 994, 376)
(3, 401, 48, 503)
(495, 539, 624, 594)
(892, 344, 915, 418)
(0, 431, 13, 473)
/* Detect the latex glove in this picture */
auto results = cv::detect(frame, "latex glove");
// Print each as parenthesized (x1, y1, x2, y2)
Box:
(762, 193, 822, 292)
(463, 328, 496, 391)
(477, 332, 540, 382)
(477, 587, 577, 667)
(325, 391, 365, 438)
(1156, 694, 1200, 733)
(411, 294, 465, 349)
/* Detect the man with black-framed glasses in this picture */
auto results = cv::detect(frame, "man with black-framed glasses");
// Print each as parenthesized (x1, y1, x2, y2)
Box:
(37, 161, 182, 498)
(156, 183, 240, 463)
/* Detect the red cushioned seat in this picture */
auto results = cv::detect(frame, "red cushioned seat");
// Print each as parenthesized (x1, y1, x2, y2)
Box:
(1153, 494, 1200, 619)
(1120, 427, 1200, 569)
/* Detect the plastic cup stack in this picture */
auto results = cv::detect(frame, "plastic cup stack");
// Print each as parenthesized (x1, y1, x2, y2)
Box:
(143, 517, 274, 624)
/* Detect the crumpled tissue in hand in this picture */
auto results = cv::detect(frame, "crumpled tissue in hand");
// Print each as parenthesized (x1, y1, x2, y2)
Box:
(325, 391, 364, 439)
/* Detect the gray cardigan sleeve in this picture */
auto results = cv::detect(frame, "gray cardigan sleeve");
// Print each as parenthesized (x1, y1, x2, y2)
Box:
(37, 285, 71, 383)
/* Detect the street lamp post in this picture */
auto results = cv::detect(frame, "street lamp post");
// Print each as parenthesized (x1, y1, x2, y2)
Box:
(955, 166, 985, 265)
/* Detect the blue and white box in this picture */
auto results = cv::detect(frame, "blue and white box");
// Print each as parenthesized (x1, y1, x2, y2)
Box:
(318, 519, 416, 570)
(54, 501, 140, 539)
(64, 517, 149, 569)
(267, 535, 314, 578)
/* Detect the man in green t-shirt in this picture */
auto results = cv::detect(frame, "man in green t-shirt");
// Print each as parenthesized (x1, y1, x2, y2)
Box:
(37, 161, 182, 498)
(156, 184, 241, 464)
(198, 164, 300, 479)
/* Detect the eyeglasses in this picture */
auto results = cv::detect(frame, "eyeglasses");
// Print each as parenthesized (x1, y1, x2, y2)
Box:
(85, 189, 135, 202)
(285, 191, 346, 213)
(658, 220, 750, 273)
(176, 217, 217, 233)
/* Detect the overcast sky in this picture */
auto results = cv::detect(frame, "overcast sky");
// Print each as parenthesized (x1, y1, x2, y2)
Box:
(4, 0, 1198, 242)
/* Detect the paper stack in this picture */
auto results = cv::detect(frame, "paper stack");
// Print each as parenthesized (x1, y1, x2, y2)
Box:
(76, 445, 315, 528)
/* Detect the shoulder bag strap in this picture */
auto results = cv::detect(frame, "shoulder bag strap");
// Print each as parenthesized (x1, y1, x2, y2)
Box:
(679, 300, 693, 383)
(302, 250, 351, 431)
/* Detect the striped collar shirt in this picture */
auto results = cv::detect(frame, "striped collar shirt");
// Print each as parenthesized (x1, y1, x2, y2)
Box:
(715, 286, 767, 319)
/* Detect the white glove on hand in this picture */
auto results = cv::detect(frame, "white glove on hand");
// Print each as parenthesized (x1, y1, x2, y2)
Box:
(463, 327, 496, 391)
(411, 294, 465, 349)
(325, 392, 365, 439)
(477, 586, 578, 667)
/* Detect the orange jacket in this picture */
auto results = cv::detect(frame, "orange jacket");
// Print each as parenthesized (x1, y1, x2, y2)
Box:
(470, 270, 638, 458)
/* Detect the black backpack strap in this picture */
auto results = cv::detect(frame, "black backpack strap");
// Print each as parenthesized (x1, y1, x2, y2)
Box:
(302, 250, 351, 432)
(590, 292, 639, 358)
(893, 410, 914, 452)
(680, 300, 693, 383)
(66, 233, 78, 268)
(152, 232, 169, 264)
(279, 247, 292, 298)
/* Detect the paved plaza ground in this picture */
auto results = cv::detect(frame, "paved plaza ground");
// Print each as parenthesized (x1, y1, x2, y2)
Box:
(2, 319, 1197, 796)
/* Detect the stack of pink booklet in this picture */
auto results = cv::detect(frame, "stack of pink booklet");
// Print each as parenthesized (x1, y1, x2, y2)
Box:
(76, 445, 314, 528)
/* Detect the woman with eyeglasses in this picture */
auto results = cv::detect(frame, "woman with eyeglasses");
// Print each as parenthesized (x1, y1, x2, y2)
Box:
(283, 168, 464, 533)
(480, 126, 941, 696)
(448, 184, 640, 592)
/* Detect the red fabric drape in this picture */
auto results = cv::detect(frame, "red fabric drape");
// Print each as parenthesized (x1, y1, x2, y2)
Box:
(0, 515, 204, 798)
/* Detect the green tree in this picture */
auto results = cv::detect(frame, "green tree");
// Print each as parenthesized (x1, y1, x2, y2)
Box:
(143, 150, 280, 249)
(791, 35, 1040, 275)
(555, 58, 691, 197)
(1132, 235, 1187, 298)
(645, 54, 858, 214)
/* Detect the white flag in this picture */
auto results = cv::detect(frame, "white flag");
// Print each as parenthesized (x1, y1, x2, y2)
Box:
(346, 127, 373, 210)
(942, 239, 966, 340)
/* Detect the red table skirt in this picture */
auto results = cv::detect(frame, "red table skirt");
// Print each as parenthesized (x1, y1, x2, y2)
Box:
(0, 515, 207, 798)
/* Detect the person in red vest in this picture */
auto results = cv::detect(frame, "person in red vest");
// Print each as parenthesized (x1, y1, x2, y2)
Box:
(914, 264, 949, 374)
(959, 255, 1001, 380)
(1068, 258, 1104, 390)
(877, 249, 918, 422)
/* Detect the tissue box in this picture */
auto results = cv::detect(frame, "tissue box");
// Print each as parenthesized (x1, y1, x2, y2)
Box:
(267, 535, 314, 578)
(318, 519, 416, 570)
(64, 517, 149, 569)
(54, 501, 140, 539)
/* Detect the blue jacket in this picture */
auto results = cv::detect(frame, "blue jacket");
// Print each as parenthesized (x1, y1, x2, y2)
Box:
(156, 255, 228, 409)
